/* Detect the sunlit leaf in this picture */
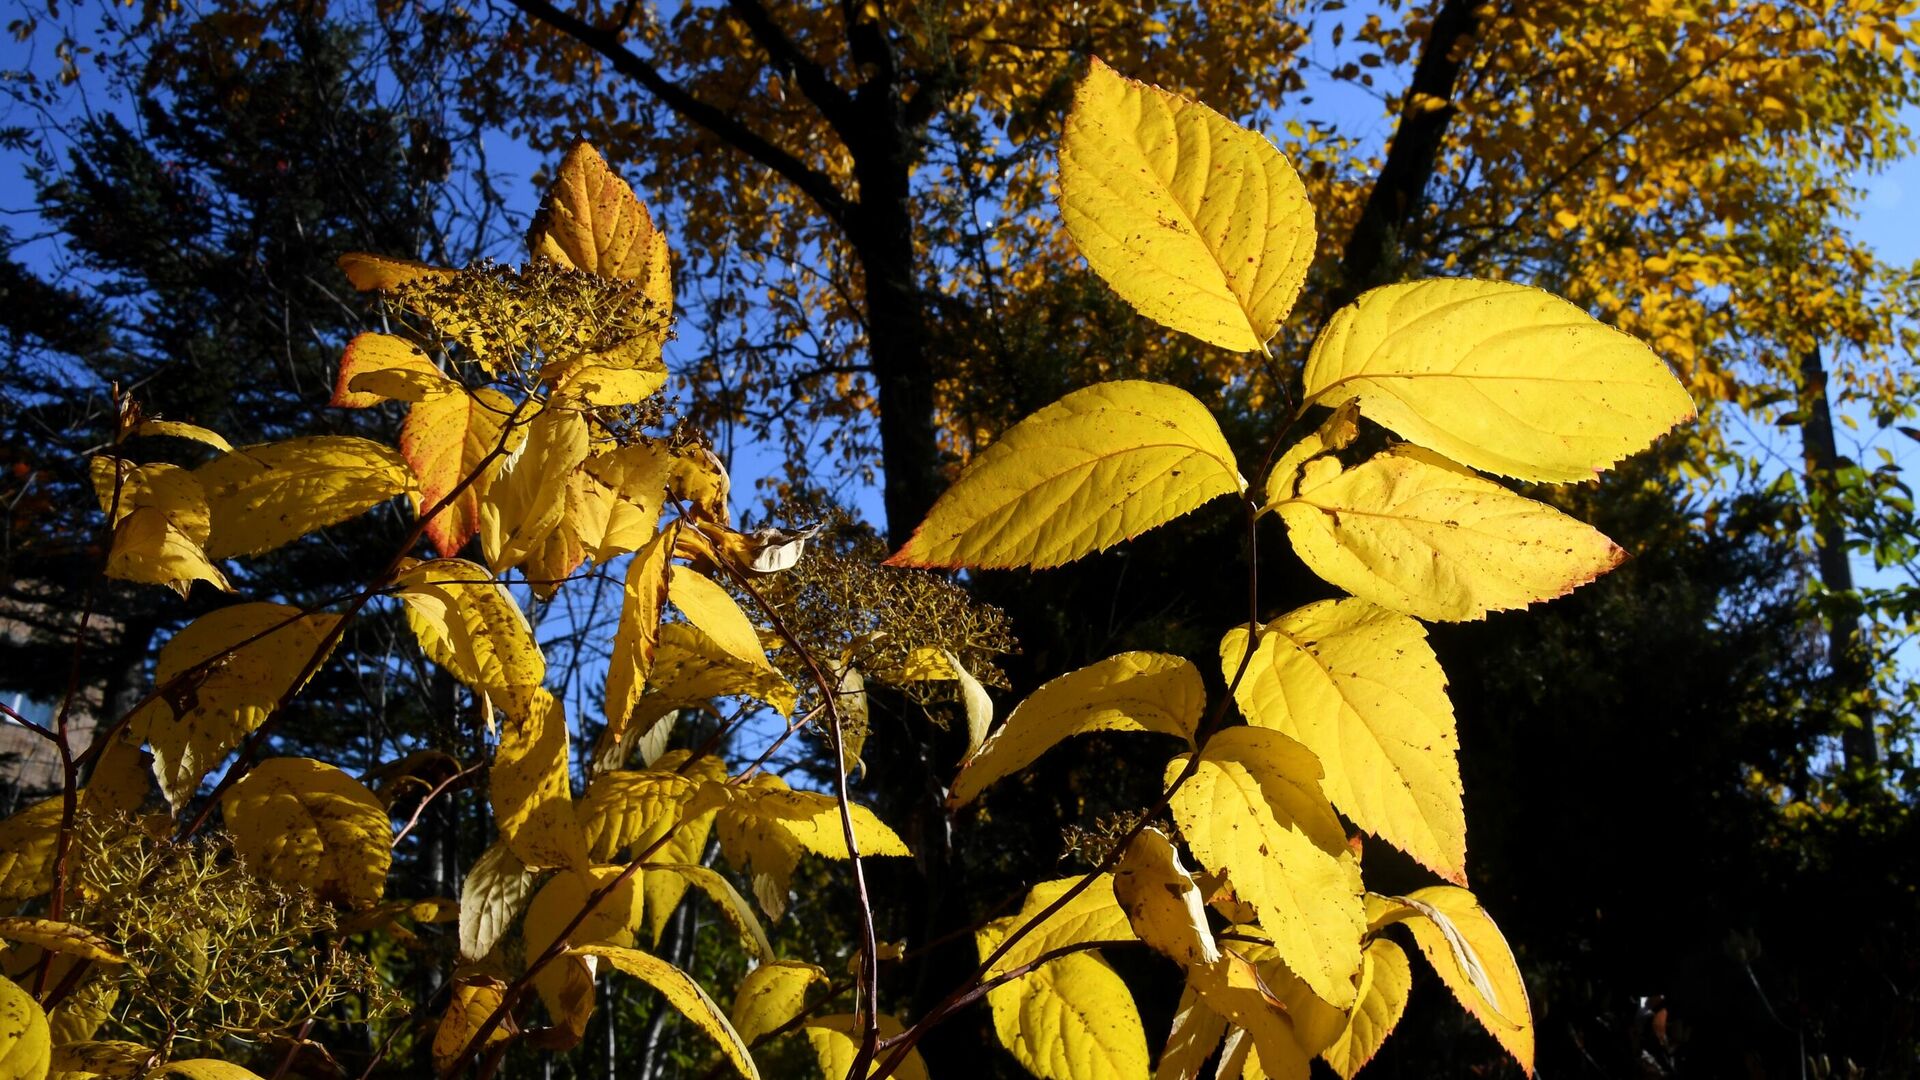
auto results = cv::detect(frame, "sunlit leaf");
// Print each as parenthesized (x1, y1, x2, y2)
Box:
(221, 757, 393, 907)
(573, 944, 758, 1079)
(491, 689, 588, 870)
(401, 387, 523, 559)
(196, 436, 414, 559)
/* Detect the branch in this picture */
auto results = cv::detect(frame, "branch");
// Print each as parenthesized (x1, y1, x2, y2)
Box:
(504, 0, 853, 232)
(724, 0, 855, 131)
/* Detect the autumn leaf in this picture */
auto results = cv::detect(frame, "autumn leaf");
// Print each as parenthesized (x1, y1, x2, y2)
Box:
(951, 651, 1203, 807)
(524, 867, 643, 1039)
(90, 458, 230, 595)
(458, 842, 537, 963)
(887, 381, 1244, 570)
(401, 387, 523, 558)
(1272, 445, 1625, 621)
(976, 919, 1150, 1080)
(668, 567, 774, 672)
(573, 945, 758, 1079)
(1303, 279, 1695, 482)
(330, 332, 455, 408)
(1112, 827, 1220, 968)
(1059, 57, 1316, 351)
(804, 1014, 929, 1080)
(196, 436, 414, 559)
(731, 960, 828, 1045)
(479, 406, 589, 572)
(433, 975, 512, 1072)
(1155, 986, 1228, 1080)
(491, 689, 588, 870)
(1377, 886, 1534, 1073)
(1168, 735, 1363, 1007)
(394, 557, 546, 701)
(1319, 938, 1412, 1079)
(0, 917, 125, 964)
(221, 757, 393, 907)
(131, 603, 343, 809)
(0, 976, 50, 1080)
(1222, 598, 1466, 883)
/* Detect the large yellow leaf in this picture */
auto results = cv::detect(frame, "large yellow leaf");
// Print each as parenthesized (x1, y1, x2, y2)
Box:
(131, 603, 343, 809)
(49, 1038, 156, 1077)
(951, 652, 1204, 807)
(1273, 445, 1625, 621)
(730, 960, 827, 1045)
(491, 689, 588, 870)
(1319, 938, 1411, 1080)
(401, 387, 523, 559)
(0, 974, 50, 1080)
(0, 918, 122, 965)
(432, 974, 511, 1072)
(525, 866, 642, 1039)
(1112, 827, 1219, 968)
(330, 332, 454, 409)
(1385, 886, 1534, 1074)
(1058, 58, 1315, 352)
(394, 558, 545, 700)
(636, 622, 798, 736)
(337, 251, 453, 291)
(573, 944, 758, 1079)
(1155, 986, 1227, 1080)
(977, 921, 1149, 1080)
(458, 842, 537, 962)
(195, 436, 414, 559)
(1178, 727, 1347, 856)
(90, 458, 229, 595)
(985, 875, 1137, 980)
(1168, 740, 1363, 1008)
(1302, 279, 1695, 483)
(1186, 950, 1311, 1080)
(887, 381, 1244, 570)
(713, 793, 803, 922)
(804, 1014, 929, 1080)
(668, 569, 773, 672)
(1222, 599, 1465, 883)
(479, 407, 589, 572)
(220, 757, 392, 907)
(529, 143, 673, 301)
(643, 863, 772, 961)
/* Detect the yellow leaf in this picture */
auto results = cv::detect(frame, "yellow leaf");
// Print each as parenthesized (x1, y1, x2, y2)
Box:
(950, 649, 995, 762)
(951, 651, 1204, 807)
(583, 444, 672, 550)
(0, 975, 50, 1080)
(220, 757, 392, 907)
(579, 752, 727, 942)
(529, 143, 673, 303)
(1168, 738, 1363, 1007)
(730, 774, 909, 860)
(1302, 279, 1694, 482)
(1112, 827, 1219, 967)
(1186, 949, 1310, 1080)
(0, 918, 122, 964)
(1221, 599, 1465, 882)
(132, 419, 231, 452)
(457, 842, 537, 962)
(551, 362, 668, 407)
(337, 251, 453, 292)
(148, 1060, 267, 1078)
(1273, 445, 1625, 621)
(643, 863, 772, 960)
(984, 875, 1137, 980)
(131, 603, 343, 809)
(730, 960, 827, 1045)
(975, 921, 1149, 1080)
(1059, 57, 1315, 351)
(330, 332, 454, 408)
(637, 623, 798, 734)
(713, 792, 804, 922)
(432, 975, 511, 1073)
(803, 1014, 928, 1080)
(49, 1038, 155, 1077)
(668, 569, 773, 672)
(524, 866, 643, 1038)
(1155, 986, 1228, 1080)
(90, 459, 229, 595)
(1319, 938, 1411, 1079)
(886, 381, 1244, 570)
(479, 407, 589, 573)
(1385, 886, 1534, 1073)
(394, 558, 545, 700)
(491, 689, 588, 870)
(401, 388, 523, 559)
(195, 436, 414, 559)
(0, 799, 62, 902)
(572, 944, 758, 1079)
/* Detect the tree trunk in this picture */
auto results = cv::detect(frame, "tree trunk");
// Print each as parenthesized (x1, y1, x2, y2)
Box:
(1331, 0, 1484, 309)
(1797, 344, 1878, 770)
